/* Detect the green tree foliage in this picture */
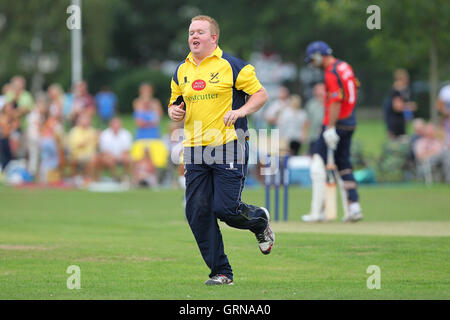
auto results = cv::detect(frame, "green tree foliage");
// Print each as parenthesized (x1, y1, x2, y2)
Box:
(316, 0, 450, 121)
(110, 0, 192, 64)
(0, 0, 115, 90)
(368, 0, 450, 122)
(0, 1, 68, 84)
(0, 0, 447, 114)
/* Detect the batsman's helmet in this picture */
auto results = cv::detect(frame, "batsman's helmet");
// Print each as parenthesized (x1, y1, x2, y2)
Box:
(304, 41, 333, 63)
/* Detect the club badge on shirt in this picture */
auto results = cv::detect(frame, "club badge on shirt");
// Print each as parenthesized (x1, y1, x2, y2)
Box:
(209, 72, 219, 84)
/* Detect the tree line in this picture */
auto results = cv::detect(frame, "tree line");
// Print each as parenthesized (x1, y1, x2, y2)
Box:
(0, 0, 448, 119)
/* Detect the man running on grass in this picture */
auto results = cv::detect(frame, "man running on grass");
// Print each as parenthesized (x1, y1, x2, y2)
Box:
(168, 15, 274, 285)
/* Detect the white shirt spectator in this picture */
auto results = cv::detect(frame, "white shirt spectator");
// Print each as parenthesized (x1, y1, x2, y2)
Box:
(438, 84, 450, 147)
(0, 95, 5, 111)
(278, 107, 308, 142)
(264, 98, 290, 124)
(26, 109, 42, 141)
(264, 86, 291, 125)
(439, 84, 450, 109)
(99, 127, 132, 158)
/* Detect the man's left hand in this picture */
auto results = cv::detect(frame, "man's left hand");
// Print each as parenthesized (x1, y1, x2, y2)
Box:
(223, 109, 245, 127)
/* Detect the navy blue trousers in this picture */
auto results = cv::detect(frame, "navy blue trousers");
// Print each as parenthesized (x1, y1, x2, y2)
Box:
(184, 140, 268, 280)
(313, 126, 359, 202)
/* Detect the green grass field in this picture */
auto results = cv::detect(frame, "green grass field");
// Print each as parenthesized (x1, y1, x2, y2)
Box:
(0, 184, 449, 300)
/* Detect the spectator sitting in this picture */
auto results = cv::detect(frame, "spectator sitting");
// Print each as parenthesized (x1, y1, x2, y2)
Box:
(97, 117, 133, 181)
(165, 121, 185, 188)
(264, 85, 291, 128)
(69, 80, 96, 126)
(67, 113, 98, 185)
(39, 117, 62, 184)
(0, 102, 20, 170)
(0, 83, 11, 111)
(132, 147, 158, 187)
(414, 123, 443, 161)
(5, 76, 35, 159)
(410, 118, 426, 159)
(414, 123, 450, 183)
(62, 87, 74, 123)
(95, 86, 117, 127)
(1, 101, 22, 161)
(304, 82, 326, 155)
(436, 83, 450, 148)
(133, 83, 163, 140)
(277, 94, 308, 155)
(5, 75, 34, 115)
(25, 92, 48, 176)
(47, 84, 66, 123)
(46, 115, 65, 174)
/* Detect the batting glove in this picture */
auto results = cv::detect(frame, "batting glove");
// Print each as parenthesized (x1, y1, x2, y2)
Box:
(323, 127, 340, 150)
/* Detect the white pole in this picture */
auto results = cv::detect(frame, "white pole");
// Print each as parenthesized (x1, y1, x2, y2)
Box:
(71, 0, 82, 87)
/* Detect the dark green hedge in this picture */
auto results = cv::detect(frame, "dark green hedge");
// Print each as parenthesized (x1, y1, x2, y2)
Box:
(109, 68, 172, 114)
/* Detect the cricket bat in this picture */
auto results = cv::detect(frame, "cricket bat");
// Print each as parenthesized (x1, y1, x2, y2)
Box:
(325, 148, 337, 221)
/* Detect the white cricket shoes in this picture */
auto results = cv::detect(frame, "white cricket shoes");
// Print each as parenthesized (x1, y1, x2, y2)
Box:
(301, 211, 325, 223)
(255, 207, 275, 255)
(205, 274, 233, 285)
(343, 202, 363, 222)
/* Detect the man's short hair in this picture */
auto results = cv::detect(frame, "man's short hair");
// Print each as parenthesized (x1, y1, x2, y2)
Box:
(191, 15, 220, 42)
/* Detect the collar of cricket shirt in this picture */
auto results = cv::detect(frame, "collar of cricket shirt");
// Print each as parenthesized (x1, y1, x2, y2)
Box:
(186, 46, 223, 66)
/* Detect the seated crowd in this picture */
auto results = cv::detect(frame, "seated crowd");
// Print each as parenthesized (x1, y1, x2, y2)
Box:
(409, 118, 450, 183)
(1, 75, 448, 186)
(0, 76, 184, 188)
